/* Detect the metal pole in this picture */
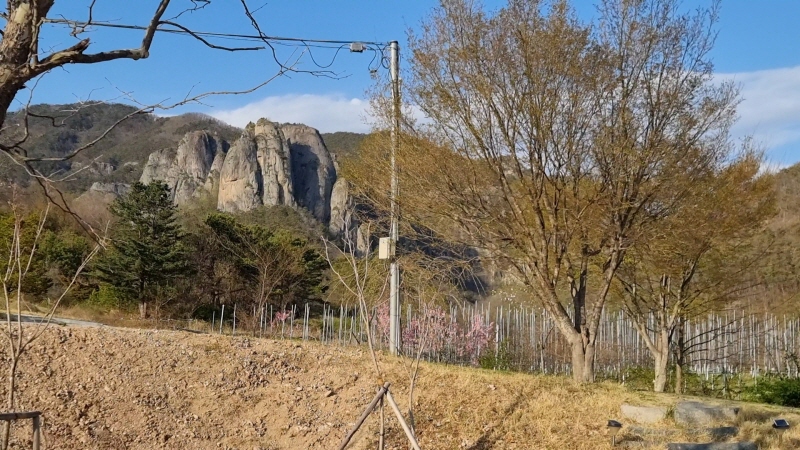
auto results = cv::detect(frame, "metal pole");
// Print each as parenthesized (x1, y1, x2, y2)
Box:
(389, 40, 401, 356)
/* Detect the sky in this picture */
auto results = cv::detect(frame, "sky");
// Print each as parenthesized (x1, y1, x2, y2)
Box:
(17, 1, 800, 167)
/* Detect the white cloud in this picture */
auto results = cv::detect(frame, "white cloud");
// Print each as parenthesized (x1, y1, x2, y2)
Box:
(719, 66, 800, 156)
(208, 93, 373, 133)
(207, 68, 800, 165)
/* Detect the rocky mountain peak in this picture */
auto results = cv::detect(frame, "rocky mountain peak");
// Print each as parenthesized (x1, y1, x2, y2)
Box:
(140, 130, 226, 205)
(139, 119, 358, 242)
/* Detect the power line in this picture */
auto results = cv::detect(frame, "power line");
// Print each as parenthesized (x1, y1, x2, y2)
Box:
(44, 17, 390, 48)
(44, 16, 392, 74)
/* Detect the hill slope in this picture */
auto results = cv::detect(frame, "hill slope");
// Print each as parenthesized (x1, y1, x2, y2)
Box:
(1, 103, 241, 192)
(1, 326, 797, 449)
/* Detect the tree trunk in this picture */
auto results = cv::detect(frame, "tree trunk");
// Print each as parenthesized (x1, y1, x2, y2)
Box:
(653, 351, 669, 392)
(674, 318, 686, 394)
(568, 254, 596, 383)
(570, 340, 585, 382)
(139, 301, 149, 320)
(569, 337, 596, 383)
(653, 328, 671, 392)
(583, 341, 596, 383)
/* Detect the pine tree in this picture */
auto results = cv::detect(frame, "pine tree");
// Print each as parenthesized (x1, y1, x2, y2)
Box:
(95, 181, 191, 318)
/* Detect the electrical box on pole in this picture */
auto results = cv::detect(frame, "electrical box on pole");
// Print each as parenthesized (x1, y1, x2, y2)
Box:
(378, 237, 394, 260)
(349, 42, 366, 53)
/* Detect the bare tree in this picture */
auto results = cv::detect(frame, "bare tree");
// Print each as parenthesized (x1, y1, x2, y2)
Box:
(324, 223, 436, 450)
(617, 151, 774, 392)
(352, 0, 739, 383)
(1, 202, 101, 449)
(323, 222, 386, 377)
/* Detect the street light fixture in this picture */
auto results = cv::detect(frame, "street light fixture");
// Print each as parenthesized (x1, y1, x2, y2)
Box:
(607, 420, 623, 446)
(773, 419, 790, 430)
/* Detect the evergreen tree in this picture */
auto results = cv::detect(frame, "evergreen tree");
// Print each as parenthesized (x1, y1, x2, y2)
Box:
(204, 213, 326, 312)
(95, 181, 191, 318)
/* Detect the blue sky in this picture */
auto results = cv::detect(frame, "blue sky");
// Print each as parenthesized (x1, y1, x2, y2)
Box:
(18, 1, 800, 167)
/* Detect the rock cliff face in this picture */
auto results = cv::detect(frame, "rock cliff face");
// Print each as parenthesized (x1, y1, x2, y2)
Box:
(139, 148, 175, 184)
(139, 119, 359, 240)
(329, 177, 358, 239)
(217, 133, 262, 212)
(283, 124, 336, 224)
(140, 131, 227, 204)
(252, 120, 295, 210)
(87, 182, 131, 197)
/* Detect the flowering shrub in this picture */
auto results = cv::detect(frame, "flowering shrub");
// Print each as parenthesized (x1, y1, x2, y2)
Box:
(273, 310, 291, 323)
(376, 302, 391, 341)
(402, 306, 453, 354)
(273, 310, 292, 338)
(464, 314, 494, 362)
(377, 303, 494, 366)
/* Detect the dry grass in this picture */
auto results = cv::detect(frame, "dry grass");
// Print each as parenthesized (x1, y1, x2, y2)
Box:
(1, 319, 798, 449)
(367, 361, 800, 450)
(220, 338, 800, 450)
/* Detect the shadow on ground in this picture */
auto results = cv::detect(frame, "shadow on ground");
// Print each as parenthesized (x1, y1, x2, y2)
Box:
(466, 391, 525, 450)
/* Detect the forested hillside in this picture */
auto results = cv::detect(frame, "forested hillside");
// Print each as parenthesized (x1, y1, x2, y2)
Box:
(750, 164, 800, 308)
(0, 103, 366, 195)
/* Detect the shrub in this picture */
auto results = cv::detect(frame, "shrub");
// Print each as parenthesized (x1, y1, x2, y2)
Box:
(743, 377, 800, 407)
(479, 340, 513, 371)
(88, 285, 132, 309)
(621, 366, 657, 391)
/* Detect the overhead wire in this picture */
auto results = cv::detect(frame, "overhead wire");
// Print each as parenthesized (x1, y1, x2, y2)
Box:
(44, 17, 389, 47)
(42, 15, 393, 79)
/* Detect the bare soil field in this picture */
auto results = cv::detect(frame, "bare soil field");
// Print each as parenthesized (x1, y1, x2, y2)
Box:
(1, 326, 798, 449)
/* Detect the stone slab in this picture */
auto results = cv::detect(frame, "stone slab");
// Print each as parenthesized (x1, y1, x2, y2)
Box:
(667, 443, 756, 450)
(621, 404, 669, 424)
(674, 401, 739, 426)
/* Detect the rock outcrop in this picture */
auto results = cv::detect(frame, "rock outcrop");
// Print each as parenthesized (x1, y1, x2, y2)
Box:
(283, 124, 336, 223)
(92, 161, 116, 175)
(620, 404, 669, 424)
(172, 131, 224, 204)
(329, 177, 357, 238)
(87, 182, 131, 197)
(73, 182, 131, 209)
(140, 131, 226, 204)
(252, 120, 295, 209)
(674, 402, 740, 427)
(140, 148, 177, 184)
(217, 132, 262, 212)
(139, 119, 358, 241)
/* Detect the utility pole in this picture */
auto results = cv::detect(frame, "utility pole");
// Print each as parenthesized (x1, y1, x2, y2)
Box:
(388, 40, 401, 356)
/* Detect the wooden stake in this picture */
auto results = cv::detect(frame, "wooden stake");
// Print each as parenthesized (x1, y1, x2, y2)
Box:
(32, 415, 40, 450)
(379, 394, 385, 450)
(337, 383, 391, 450)
(220, 304, 225, 334)
(385, 391, 422, 450)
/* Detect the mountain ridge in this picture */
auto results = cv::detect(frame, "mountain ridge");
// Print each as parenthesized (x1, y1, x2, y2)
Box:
(0, 102, 366, 196)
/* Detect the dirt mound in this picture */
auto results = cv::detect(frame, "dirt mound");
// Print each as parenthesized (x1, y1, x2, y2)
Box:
(1, 326, 797, 449)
